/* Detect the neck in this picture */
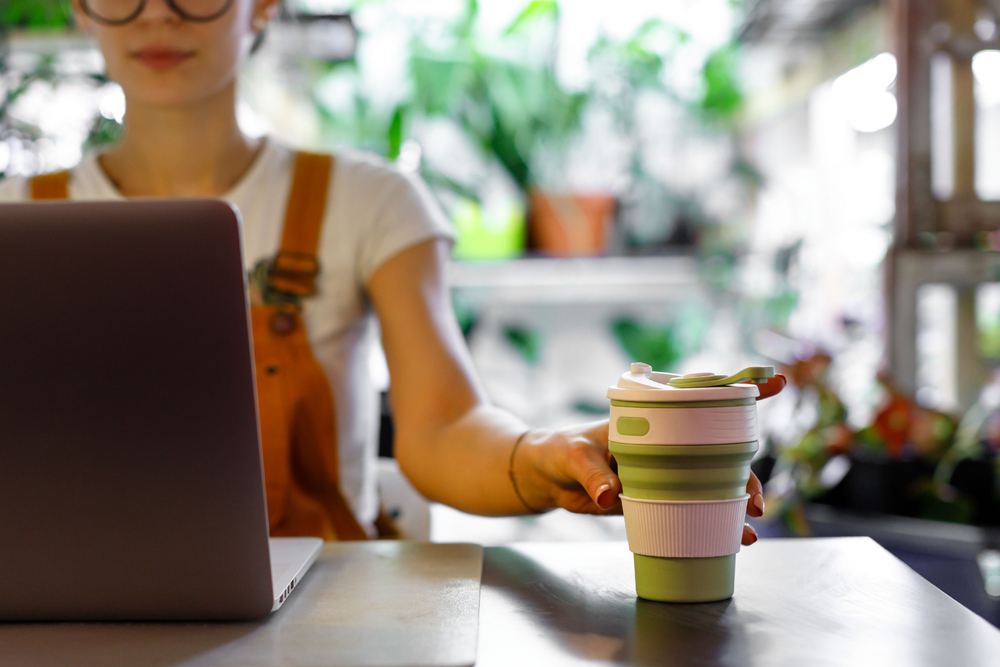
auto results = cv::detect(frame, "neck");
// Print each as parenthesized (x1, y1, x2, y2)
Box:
(101, 83, 262, 198)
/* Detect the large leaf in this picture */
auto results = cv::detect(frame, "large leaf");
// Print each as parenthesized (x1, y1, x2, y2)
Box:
(701, 43, 743, 118)
(611, 319, 685, 373)
(386, 105, 404, 160)
(505, 0, 558, 36)
(2, 0, 73, 29)
(410, 54, 476, 116)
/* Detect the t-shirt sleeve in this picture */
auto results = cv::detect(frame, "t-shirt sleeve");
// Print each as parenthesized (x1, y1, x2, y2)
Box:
(0, 176, 29, 201)
(348, 159, 455, 285)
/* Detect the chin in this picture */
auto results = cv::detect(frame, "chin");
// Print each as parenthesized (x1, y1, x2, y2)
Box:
(120, 73, 235, 110)
(132, 87, 214, 108)
(109, 57, 238, 110)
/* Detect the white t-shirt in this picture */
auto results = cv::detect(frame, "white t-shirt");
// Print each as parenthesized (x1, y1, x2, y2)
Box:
(0, 139, 454, 533)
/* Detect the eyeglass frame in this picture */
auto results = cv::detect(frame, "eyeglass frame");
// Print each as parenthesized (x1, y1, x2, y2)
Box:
(79, 0, 237, 26)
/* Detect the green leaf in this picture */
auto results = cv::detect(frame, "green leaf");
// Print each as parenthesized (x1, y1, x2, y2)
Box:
(504, 326, 542, 365)
(487, 103, 531, 191)
(84, 115, 123, 152)
(505, 0, 558, 36)
(452, 300, 478, 339)
(387, 106, 404, 160)
(611, 319, 684, 373)
(410, 54, 476, 116)
(701, 43, 743, 118)
(2, 0, 74, 29)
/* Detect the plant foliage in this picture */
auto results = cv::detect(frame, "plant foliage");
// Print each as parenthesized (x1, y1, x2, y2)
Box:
(1, 0, 74, 30)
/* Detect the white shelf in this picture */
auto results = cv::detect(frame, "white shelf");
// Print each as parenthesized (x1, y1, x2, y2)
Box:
(6, 29, 96, 53)
(448, 255, 703, 304)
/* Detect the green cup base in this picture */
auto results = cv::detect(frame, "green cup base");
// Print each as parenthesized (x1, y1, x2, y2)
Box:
(633, 553, 735, 603)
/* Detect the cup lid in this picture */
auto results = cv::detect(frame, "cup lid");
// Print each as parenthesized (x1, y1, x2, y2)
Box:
(607, 362, 760, 402)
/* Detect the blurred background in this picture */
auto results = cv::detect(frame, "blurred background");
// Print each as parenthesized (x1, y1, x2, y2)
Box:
(5, 0, 1000, 625)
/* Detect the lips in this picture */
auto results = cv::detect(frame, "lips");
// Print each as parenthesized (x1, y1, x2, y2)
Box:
(130, 47, 196, 69)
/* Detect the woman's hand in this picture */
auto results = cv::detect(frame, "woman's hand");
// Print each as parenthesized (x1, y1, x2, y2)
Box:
(510, 421, 623, 515)
(743, 469, 764, 546)
(512, 419, 765, 546)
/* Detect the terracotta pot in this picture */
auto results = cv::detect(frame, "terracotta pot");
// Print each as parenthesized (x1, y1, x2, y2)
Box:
(528, 190, 617, 256)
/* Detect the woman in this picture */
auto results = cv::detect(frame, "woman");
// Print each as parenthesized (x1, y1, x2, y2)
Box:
(1, 0, 764, 540)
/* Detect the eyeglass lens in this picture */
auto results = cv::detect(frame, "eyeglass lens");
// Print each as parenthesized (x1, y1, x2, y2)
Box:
(83, 0, 234, 24)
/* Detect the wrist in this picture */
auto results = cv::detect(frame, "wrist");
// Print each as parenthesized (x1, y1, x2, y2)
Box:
(509, 428, 556, 514)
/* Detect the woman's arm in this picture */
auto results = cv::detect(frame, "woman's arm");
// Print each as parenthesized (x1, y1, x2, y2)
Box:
(367, 237, 765, 539)
(367, 238, 621, 516)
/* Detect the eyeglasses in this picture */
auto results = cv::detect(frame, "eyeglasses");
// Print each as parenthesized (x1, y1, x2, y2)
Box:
(80, 0, 236, 26)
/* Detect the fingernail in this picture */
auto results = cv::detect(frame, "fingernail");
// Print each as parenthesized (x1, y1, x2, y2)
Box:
(596, 484, 617, 509)
(744, 523, 758, 545)
(752, 493, 765, 515)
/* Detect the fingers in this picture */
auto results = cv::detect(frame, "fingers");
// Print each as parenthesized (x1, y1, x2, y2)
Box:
(583, 419, 611, 449)
(744, 471, 763, 545)
(563, 425, 620, 511)
(586, 453, 621, 510)
(745, 471, 765, 518)
(596, 485, 619, 510)
(556, 488, 624, 515)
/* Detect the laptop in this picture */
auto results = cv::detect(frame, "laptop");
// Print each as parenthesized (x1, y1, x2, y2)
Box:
(0, 199, 322, 621)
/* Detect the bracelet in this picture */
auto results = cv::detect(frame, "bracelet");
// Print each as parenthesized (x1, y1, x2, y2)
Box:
(509, 430, 543, 514)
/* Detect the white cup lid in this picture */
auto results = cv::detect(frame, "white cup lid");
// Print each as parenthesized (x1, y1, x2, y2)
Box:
(607, 363, 760, 402)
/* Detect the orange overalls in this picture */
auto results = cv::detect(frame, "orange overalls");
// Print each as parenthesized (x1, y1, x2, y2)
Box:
(31, 152, 369, 540)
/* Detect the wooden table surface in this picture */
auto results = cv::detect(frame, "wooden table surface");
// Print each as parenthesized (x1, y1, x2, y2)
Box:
(2, 537, 998, 666)
(476, 537, 1000, 666)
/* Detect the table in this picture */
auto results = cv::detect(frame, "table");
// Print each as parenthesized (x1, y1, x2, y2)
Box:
(0, 542, 483, 667)
(3, 537, 999, 666)
(476, 537, 1000, 666)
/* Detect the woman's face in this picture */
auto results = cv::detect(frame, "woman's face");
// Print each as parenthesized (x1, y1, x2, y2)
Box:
(73, 0, 275, 109)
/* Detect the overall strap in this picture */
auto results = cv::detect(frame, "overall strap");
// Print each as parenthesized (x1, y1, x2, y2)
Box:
(268, 152, 334, 296)
(30, 170, 70, 200)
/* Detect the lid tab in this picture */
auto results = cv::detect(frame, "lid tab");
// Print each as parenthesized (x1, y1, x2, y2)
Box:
(608, 362, 760, 403)
(668, 366, 774, 389)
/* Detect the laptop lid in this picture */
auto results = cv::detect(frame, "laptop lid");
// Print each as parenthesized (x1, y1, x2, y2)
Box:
(0, 199, 274, 621)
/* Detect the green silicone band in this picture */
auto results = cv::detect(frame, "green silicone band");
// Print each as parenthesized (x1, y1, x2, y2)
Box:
(609, 398, 755, 408)
(609, 440, 758, 500)
(616, 416, 650, 436)
(634, 554, 736, 603)
(608, 440, 758, 455)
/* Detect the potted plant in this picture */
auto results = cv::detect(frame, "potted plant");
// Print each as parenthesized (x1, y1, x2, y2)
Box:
(395, 1, 670, 258)
(396, 0, 594, 258)
(396, 2, 751, 259)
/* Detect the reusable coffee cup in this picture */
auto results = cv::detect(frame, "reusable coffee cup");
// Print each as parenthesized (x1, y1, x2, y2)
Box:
(608, 362, 778, 603)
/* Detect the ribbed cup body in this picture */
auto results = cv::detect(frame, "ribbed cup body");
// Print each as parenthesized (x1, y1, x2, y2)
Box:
(609, 441, 758, 501)
(610, 398, 758, 603)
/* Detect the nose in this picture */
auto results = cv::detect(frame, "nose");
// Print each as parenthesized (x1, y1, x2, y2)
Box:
(135, 0, 183, 23)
